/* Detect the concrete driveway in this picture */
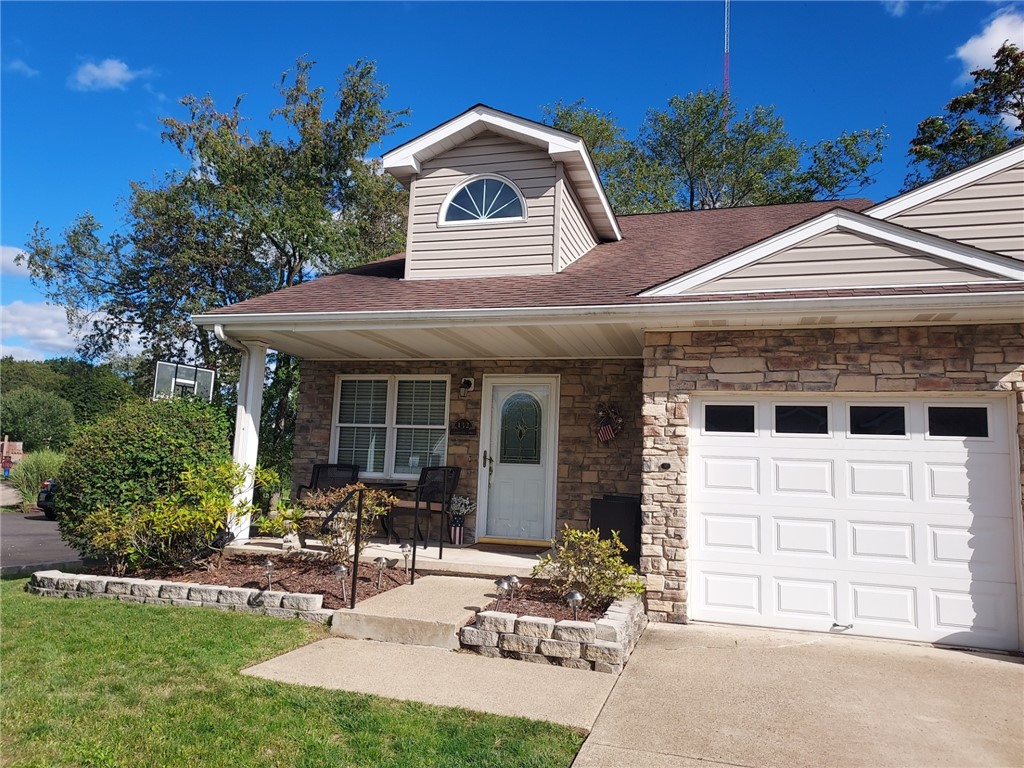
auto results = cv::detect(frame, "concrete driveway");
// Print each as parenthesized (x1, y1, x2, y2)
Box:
(575, 623, 1024, 768)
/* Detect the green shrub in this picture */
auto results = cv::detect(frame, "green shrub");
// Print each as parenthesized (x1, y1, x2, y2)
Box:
(57, 398, 231, 555)
(532, 526, 645, 610)
(8, 450, 65, 513)
(79, 461, 276, 574)
(1, 387, 75, 451)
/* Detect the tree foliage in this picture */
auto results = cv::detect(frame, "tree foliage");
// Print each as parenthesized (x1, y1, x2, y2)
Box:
(0, 387, 75, 451)
(20, 58, 408, 479)
(544, 90, 886, 213)
(906, 42, 1023, 189)
(0, 356, 136, 426)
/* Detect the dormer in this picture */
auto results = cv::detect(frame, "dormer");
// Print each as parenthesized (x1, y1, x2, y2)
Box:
(383, 105, 621, 280)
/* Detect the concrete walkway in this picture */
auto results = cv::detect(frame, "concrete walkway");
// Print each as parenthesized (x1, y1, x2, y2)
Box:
(574, 623, 1024, 768)
(243, 638, 615, 732)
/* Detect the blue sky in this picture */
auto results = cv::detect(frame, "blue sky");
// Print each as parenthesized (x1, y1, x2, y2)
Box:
(2, 1, 1022, 360)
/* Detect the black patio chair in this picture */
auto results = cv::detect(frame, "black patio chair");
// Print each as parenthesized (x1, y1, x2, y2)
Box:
(296, 463, 360, 499)
(408, 465, 461, 550)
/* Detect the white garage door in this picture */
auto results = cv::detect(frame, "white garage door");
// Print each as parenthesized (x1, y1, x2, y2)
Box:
(689, 396, 1020, 650)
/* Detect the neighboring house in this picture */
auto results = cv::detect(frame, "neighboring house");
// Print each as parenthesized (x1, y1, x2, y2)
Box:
(195, 105, 1024, 652)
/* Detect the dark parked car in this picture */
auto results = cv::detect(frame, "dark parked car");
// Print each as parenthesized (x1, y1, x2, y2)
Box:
(37, 479, 58, 520)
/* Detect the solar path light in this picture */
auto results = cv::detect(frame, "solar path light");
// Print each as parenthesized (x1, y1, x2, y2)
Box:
(400, 543, 412, 574)
(495, 578, 510, 610)
(374, 556, 387, 590)
(330, 563, 348, 602)
(506, 575, 520, 602)
(565, 591, 584, 621)
(261, 557, 274, 592)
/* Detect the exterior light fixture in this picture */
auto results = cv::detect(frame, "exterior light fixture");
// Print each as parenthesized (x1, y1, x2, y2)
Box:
(261, 557, 275, 591)
(495, 577, 510, 610)
(565, 591, 584, 621)
(506, 575, 520, 602)
(330, 563, 348, 602)
(400, 543, 412, 574)
(374, 556, 387, 589)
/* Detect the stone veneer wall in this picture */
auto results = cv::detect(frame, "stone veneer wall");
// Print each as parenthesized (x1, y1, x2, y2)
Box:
(641, 323, 1024, 624)
(294, 359, 644, 531)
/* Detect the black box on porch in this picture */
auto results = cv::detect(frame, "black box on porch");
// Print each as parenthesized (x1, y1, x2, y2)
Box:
(589, 494, 641, 567)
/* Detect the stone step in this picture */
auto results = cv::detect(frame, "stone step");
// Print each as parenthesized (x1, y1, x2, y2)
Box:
(329, 575, 495, 650)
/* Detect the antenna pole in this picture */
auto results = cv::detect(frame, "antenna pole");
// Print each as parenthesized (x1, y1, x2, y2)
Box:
(723, 0, 731, 96)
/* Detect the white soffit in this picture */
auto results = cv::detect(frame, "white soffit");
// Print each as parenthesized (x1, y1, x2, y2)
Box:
(382, 104, 621, 241)
(867, 145, 1024, 220)
(640, 209, 1024, 296)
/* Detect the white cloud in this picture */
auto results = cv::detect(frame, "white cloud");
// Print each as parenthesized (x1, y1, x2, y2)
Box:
(5, 59, 40, 77)
(955, 10, 1024, 82)
(0, 301, 78, 357)
(0, 246, 30, 277)
(68, 58, 150, 91)
(882, 1, 908, 18)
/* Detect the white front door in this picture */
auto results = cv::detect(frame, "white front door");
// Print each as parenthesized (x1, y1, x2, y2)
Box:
(478, 376, 558, 541)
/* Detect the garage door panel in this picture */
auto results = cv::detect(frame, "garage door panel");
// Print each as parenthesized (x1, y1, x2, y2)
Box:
(689, 395, 1019, 650)
(772, 459, 834, 497)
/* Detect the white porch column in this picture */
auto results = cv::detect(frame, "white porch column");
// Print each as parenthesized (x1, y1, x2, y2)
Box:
(229, 341, 268, 541)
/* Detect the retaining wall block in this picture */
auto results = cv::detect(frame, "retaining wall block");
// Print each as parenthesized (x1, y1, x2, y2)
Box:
(280, 593, 323, 611)
(514, 616, 555, 638)
(130, 582, 163, 598)
(247, 591, 285, 609)
(187, 585, 222, 603)
(202, 602, 232, 611)
(159, 584, 190, 600)
(105, 580, 137, 595)
(553, 620, 597, 643)
(475, 611, 517, 633)
(172, 599, 203, 608)
(145, 597, 171, 606)
(509, 652, 552, 665)
(582, 639, 625, 664)
(218, 588, 256, 606)
(537, 639, 581, 658)
(29, 570, 61, 588)
(498, 634, 540, 654)
(265, 607, 299, 619)
(460, 627, 499, 647)
(472, 646, 502, 659)
(554, 658, 593, 671)
(55, 577, 81, 591)
(118, 595, 145, 604)
(594, 661, 624, 675)
(76, 578, 107, 594)
(595, 618, 627, 643)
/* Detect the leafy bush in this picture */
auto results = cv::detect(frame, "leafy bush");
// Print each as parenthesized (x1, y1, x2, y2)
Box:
(8, 450, 65, 513)
(78, 461, 275, 574)
(532, 526, 644, 610)
(1, 387, 75, 451)
(57, 397, 230, 551)
(298, 484, 397, 565)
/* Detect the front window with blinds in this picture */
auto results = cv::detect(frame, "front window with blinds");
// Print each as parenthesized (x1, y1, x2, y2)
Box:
(333, 376, 449, 477)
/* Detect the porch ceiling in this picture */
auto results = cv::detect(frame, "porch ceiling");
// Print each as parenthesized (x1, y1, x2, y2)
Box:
(196, 289, 1024, 361)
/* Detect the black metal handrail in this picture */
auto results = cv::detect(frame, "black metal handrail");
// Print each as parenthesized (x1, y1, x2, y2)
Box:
(319, 487, 363, 610)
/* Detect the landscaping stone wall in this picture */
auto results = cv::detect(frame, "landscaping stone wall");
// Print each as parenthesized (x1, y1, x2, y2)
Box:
(459, 595, 647, 674)
(640, 323, 1024, 624)
(294, 359, 644, 531)
(27, 571, 334, 625)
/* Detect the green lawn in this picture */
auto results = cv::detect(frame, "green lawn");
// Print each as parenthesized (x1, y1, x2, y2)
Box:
(0, 578, 583, 767)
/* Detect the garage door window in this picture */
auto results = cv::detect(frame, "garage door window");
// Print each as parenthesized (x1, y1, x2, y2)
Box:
(849, 405, 906, 436)
(927, 406, 989, 438)
(704, 404, 755, 434)
(774, 404, 829, 435)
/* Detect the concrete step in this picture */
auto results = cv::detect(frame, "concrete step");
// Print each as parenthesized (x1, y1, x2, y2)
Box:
(329, 575, 495, 650)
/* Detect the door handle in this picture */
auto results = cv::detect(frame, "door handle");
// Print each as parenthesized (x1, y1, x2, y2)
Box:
(483, 450, 494, 484)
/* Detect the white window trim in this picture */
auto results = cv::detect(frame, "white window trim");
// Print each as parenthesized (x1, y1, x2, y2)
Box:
(437, 173, 528, 228)
(329, 374, 450, 480)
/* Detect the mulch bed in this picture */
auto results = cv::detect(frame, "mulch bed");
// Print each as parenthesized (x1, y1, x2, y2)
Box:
(109, 553, 410, 610)
(476, 581, 610, 623)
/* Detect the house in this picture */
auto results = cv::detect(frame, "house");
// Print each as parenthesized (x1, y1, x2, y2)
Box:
(194, 105, 1024, 652)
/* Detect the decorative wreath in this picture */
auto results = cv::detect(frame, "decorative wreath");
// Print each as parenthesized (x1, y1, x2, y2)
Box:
(592, 402, 624, 443)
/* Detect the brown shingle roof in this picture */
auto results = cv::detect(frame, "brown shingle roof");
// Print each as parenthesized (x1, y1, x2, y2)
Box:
(207, 199, 889, 316)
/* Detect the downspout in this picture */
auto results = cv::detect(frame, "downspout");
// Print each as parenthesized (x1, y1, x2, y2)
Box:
(213, 323, 247, 352)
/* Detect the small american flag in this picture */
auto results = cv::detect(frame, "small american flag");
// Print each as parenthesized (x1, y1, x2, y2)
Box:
(597, 420, 616, 442)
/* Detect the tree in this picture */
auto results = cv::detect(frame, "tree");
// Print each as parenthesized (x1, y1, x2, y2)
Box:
(546, 91, 886, 213)
(541, 99, 675, 214)
(0, 356, 67, 394)
(47, 357, 137, 424)
(1, 387, 75, 451)
(906, 42, 1023, 189)
(20, 58, 408, 481)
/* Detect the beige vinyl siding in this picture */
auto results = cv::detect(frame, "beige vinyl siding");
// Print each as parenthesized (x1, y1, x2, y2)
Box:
(888, 163, 1024, 261)
(691, 230, 999, 293)
(406, 132, 557, 279)
(558, 177, 599, 270)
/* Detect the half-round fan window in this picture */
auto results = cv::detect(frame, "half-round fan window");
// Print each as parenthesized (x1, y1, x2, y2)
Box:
(441, 175, 526, 225)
